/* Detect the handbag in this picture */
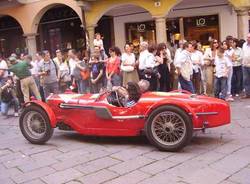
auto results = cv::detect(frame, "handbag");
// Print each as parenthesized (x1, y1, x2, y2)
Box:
(121, 65, 134, 72)
(80, 70, 90, 80)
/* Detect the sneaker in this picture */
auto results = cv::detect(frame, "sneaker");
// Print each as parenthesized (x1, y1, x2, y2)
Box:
(14, 112, 19, 117)
(235, 94, 239, 97)
(226, 97, 234, 102)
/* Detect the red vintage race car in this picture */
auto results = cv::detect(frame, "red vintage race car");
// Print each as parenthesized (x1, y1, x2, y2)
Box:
(19, 90, 230, 152)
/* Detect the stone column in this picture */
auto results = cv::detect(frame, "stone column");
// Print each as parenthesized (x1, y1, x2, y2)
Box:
(154, 16, 167, 44)
(86, 24, 97, 52)
(179, 17, 185, 40)
(236, 9, 249, 39)
(24, 33, 37, 58)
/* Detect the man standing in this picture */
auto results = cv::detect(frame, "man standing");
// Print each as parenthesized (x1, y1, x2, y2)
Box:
(0, 54, 8, 85)
(242, 33, 250, 98)
(8, 56, 41, 103)
(39, 50, 59, 99)
(174, 42, 194, 93)
(138, 41, 149, 80)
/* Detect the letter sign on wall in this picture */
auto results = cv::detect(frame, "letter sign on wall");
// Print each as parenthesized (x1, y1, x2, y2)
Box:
(196, 18, 206, 27)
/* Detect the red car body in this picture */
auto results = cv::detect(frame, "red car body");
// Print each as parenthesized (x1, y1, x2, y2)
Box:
(20, 91, 231, 151)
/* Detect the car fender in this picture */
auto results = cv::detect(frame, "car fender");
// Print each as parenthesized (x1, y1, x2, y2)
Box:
(23, 100, 57, 128)
(145, 99, 198, 126)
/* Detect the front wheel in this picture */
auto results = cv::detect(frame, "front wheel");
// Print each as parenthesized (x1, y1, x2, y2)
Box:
(145, 106, 193, 152)
(19, 105, 54, 144)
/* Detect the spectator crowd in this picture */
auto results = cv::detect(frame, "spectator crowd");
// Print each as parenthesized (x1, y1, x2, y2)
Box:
(1, 32, 250, 117)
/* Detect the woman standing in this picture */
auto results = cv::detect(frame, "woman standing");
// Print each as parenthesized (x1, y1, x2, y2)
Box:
(58, 52, 71, 93)
(72, 53, 89, 94)
(106, 47, 122, 90)
(222, 40, 234, 101)
(203, 39, 219, 95)
(156, 43, 171, 92)
(191, 41, 204, 94)
(231, 38, 243, 97)
(121, 44, 139, 86)
(144, 44, 161, 91)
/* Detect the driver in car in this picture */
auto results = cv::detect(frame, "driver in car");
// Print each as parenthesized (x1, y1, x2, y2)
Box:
(113, 80, 150, 107)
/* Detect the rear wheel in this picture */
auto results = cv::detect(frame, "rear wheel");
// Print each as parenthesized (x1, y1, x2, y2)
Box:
(145, 106, 193, 152)
(19, 105, 54, 144)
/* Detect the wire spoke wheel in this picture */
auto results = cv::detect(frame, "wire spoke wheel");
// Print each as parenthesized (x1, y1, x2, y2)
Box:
(151, 111, 186, 146)
(23, 111, 47, 140)
(20, 105, 54, 144)
(145, 106, 193, 151)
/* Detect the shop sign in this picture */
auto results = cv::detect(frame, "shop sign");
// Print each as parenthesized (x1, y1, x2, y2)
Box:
(137, 24, 146, 32)
(184, 15, 218, 28)
(196, 18, 206, 27)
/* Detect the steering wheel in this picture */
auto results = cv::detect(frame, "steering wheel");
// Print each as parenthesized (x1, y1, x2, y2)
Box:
(107, 90, 125, 107)
(114, 90, 124, 107)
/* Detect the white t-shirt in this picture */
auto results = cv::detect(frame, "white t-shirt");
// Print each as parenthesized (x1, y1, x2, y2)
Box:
(214, 56, 232, 78)
(0, 59, 8, 78)
(69, 58, 77, 75)
(121, 53, 136, 65)
(139, 50, 149, 70)
(175, 50, 193, 81)
(30, 60, 43, 75)
(191, 50, 204, 73)
(224, 49, 234, 67)
(93, 39, 104, 50)
(242, 42, 250, 67)
(145, 53, 156, 68)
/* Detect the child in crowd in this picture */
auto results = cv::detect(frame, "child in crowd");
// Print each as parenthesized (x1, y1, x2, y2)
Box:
(0, 77, 19, 117)
(90, 55, 104, 93)
(93, 33, 106, 60)
(214, 47, 232, 100)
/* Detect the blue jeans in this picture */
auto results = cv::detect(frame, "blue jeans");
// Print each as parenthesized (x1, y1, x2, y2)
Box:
(179, 75, 195, 94)
(77, 79, 89, 94)
(231, 66, 243, 95)
(227, 66, 233, 95)
(1, 98, 19, 116)
(243, 66, 250, 96)
(214, 77, 228, 100)
(111, 74, 121, 87)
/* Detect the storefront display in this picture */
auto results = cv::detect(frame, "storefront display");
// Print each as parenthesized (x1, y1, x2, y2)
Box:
(184, 15, 219, 45)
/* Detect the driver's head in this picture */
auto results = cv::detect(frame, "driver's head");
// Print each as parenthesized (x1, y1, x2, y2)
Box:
(138, 80, 150, 93)
(127, 82, 141, 102)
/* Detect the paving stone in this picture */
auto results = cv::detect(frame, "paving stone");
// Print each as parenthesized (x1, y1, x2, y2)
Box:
(52, 150, 110, 171)
(78, 169, 118, 184)
(0, 152, 25, 163)
(42, 168, 83, 184)
(140, 159, 177, 175)
(55, 149, 89, 161)
(0, 167, 23, 179)
(0, 177, 15, 184)
(106, 170, 151, 184)
(183, 167, 230, 184)
(66, 181, 83, 184)
(75, 156, 120, 174)
(110, 147, 153, 161)
(228, 167, 250, 184)
(0, 149, 12, 157)
(18, 157, 59, 172)
(143, 150, 174, 160)
(22, 179, 46, 184)
(11, 167, 55, 184)
(138, 171, 182, 184)
(30, 150, 62, 159)
(210, 147, 250, 174)
(109, 156, 154, 175)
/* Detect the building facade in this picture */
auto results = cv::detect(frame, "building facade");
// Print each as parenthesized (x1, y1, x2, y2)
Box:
(0, 0, 249, 57)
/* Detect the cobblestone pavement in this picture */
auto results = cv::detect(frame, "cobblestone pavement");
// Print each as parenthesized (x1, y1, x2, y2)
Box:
(0, 99, 250, 184)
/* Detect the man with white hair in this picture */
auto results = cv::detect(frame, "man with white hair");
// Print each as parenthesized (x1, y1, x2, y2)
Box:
(138, 41, 149, 79)
(242, 33, 250, 98)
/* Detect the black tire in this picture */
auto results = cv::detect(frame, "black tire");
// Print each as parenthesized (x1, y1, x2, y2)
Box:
(19, 105, 54, 144)
(145, 105, 193, 152)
